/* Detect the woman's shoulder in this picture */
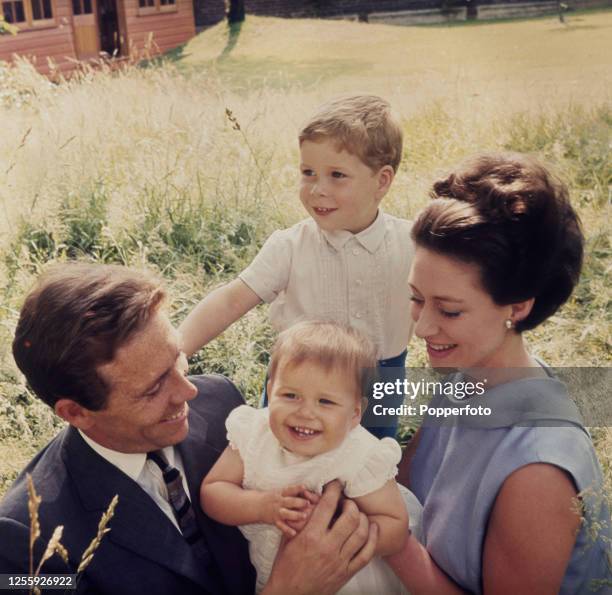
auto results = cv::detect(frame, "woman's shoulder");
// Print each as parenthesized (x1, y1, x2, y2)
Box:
(514, 424, 602, 490)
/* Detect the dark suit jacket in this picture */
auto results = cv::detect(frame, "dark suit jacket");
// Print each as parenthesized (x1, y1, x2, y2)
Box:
(0, 375, 255, 595)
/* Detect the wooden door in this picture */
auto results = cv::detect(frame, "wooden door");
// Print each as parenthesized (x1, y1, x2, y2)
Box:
(72, 0, 99, 60)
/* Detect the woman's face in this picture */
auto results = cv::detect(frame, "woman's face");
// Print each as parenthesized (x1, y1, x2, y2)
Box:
(408, 247, 516, 369)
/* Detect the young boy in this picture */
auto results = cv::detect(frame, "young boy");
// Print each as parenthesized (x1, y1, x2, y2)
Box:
(179, 94, 414, 437)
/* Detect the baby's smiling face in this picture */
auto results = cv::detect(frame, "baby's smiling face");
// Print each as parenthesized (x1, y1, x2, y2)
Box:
(267, 359, 362, 458)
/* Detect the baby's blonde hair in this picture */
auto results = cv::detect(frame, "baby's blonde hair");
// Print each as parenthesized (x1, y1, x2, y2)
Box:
(299, 94, 403, 173)
(268, 321, 378, 398)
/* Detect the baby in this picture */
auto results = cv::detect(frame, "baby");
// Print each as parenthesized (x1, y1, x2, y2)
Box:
(179, 94, 414, 438)
(201, 321, 419, 594)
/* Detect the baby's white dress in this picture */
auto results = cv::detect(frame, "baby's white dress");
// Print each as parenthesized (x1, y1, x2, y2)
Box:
(226, 405, 421, 594)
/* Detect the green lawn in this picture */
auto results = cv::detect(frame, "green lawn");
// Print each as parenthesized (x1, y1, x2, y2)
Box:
(179, 12, 612, 107)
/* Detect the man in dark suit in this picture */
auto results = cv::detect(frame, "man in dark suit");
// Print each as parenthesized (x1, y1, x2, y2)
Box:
(0, 263, 376, 594)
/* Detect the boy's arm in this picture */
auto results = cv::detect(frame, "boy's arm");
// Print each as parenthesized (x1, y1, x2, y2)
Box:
(201, 446, 310, 533)
(179, 278, 261, 357)
(352, 479, 409, 557)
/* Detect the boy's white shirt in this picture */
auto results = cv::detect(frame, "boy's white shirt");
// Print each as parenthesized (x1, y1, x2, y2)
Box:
(239, 210, 414, 360)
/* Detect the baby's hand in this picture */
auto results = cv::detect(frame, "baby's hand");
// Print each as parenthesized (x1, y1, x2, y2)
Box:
(285, 488, 320, 535)
(263, 485, 318, 538)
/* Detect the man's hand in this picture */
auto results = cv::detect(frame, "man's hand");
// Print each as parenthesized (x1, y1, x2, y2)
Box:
(284, 487, 320, 535)
(262, 481, 378, 595)
(261, 484, 318, 537)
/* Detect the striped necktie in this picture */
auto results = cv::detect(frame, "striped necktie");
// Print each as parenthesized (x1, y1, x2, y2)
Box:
(147, 450, 203, 545)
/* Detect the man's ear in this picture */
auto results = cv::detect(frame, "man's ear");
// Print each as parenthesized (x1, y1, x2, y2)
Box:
(54, 398, 95, 430)
(375, 165, 395, 203)
(510, 297, 535, 324)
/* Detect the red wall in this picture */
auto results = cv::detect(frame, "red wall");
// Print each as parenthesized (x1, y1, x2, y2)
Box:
(0, 0, 78, 75)
(0, 0, 195, 75)
(123, 0, 195, 59)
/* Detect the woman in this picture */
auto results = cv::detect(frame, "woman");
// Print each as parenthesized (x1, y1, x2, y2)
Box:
(388, 153, 611, 594)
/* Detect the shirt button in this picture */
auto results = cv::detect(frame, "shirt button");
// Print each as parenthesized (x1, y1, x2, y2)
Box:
(352, 248, 359, 256)
(354, 312, 362, 319)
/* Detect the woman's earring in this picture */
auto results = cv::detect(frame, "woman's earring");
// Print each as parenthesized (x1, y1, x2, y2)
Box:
(505, 319, 514, 329)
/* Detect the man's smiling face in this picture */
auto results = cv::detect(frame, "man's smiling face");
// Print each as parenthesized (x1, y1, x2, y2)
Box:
(84, 310, 198, 453)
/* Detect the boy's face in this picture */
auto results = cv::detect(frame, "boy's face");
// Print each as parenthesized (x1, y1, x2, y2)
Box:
(299, 138, 393, 234)
(268, 358, 362, 457)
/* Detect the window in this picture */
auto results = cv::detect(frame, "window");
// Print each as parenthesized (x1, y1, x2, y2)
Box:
(72, 0, 92, 15)
(2, 0, 25, 23)
(31, 0, 52, 19)
(2, 0, 54, 26)
(138, 0, 175, 15)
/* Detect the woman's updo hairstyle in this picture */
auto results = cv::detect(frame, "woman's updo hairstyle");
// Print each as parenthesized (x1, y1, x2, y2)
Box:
(412, 153, 584, 332)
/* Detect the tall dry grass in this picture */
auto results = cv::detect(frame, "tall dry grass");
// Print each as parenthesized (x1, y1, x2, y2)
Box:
(25, 475, 117, 590)
(0, 26, 610, 498)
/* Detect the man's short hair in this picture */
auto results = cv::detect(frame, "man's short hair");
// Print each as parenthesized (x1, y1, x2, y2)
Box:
(268, 321, 377, 398)
(12, 263, 166, 411)
(299, 94, 403, 173)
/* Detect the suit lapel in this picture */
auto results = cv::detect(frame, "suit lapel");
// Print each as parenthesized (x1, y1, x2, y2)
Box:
(62, 427, 214, 591)
(179, 402, 218, 516)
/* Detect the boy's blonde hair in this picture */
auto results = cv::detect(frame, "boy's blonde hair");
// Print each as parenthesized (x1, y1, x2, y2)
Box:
(299, 94, 403, 173)
(268, 321, 378, 398)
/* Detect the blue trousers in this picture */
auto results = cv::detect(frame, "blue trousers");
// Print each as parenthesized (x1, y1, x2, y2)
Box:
(260, 349, 407, 440)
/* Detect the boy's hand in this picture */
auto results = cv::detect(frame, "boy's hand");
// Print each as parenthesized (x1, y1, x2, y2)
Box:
(262, 485, 317, 537)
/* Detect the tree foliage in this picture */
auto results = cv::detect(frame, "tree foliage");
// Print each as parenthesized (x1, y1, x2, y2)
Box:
(0, 14, 19, 35)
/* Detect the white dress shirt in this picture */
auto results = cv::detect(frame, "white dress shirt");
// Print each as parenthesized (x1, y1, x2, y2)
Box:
(239, 211, 415, 359)
(78, 430, 191, 533)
